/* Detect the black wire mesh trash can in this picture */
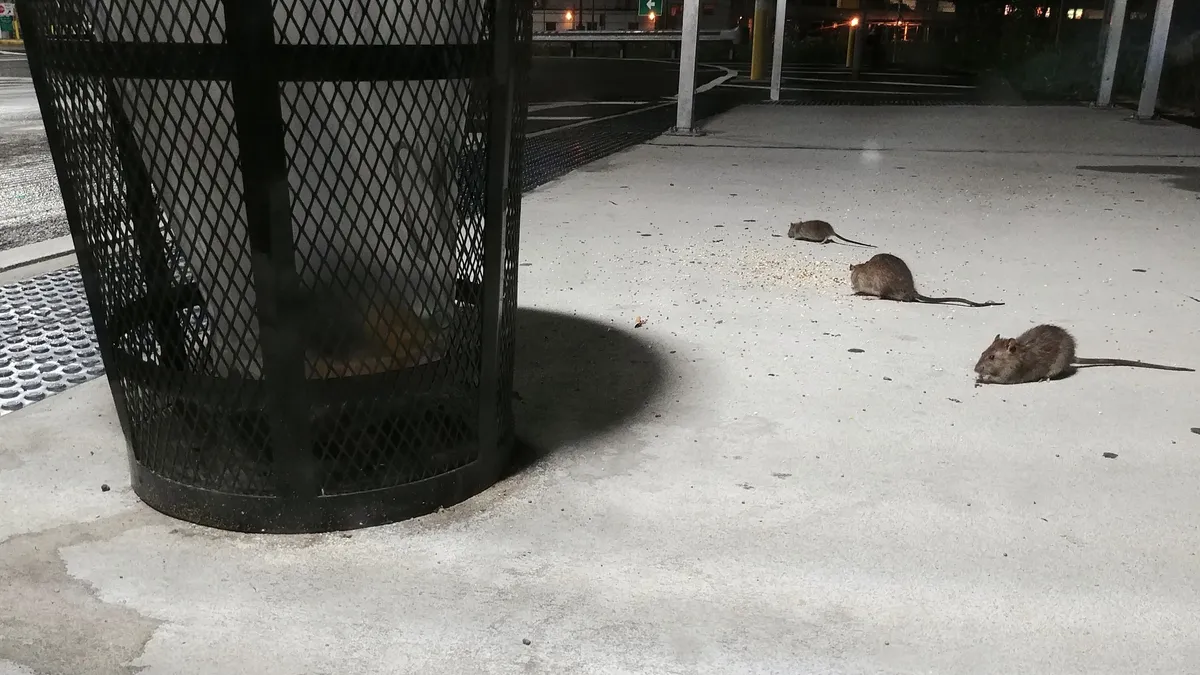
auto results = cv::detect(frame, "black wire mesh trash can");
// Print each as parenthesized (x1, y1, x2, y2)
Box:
(18, 0, 530, 533)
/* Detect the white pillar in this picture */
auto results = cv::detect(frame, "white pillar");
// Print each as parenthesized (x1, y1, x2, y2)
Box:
(1095, 0, 1115, 63)
(769, 0, 787, 102)
(1136, 0, 1177, 119)
(1096, 0, 1129, 107)
(674, 0, 701, 133)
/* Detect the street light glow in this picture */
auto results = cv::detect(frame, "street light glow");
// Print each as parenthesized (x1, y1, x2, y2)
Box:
(565, 10, 573, 20)
(648, 11, 656, 21)
(849, 17, 860, 27)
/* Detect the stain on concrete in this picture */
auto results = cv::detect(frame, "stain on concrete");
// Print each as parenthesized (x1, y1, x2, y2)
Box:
(577, 158, 616, 173)
(164, 525, 328, 551)
(0, 511, 163, 675)
(1076, 164, 1200, 195)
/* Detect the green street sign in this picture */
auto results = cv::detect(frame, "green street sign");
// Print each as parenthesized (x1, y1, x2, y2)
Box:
(638, 0, 660, 17)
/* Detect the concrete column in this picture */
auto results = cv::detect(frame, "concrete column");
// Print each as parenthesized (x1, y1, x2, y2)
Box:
(845, 23, 856, 67)
(1096, 0, 1129, 107)
(1096, 0, 1116, 63)
(851, 20, 867, 79)
(750, 0, 771, 80)
(769, 0, 788, 101)
(1136, 0, 1177, 119)
(1055, 0, 1067, 48)
(673, 0, 701, 133)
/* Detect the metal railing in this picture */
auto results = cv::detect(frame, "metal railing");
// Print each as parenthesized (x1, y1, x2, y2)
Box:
(531, 27, 739, 43)
(531, 26, 740, 59)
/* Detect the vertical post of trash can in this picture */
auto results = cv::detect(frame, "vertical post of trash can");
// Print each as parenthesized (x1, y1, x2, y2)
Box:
(480, 0, 518, 475)
(222, 0, 319, 504)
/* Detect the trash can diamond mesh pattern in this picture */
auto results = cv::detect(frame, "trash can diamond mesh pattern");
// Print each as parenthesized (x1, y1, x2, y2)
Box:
(17, 0, 529, 532)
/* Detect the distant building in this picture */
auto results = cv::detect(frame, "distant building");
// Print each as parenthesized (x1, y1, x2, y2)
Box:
(788, 0, 957, 26)
(532, 0, 735, 33)
(778, 0, 1136, 50)
(781, 0, 1129, 33)
(777, 0, 960, 48)
(529, 0, 1177, 44)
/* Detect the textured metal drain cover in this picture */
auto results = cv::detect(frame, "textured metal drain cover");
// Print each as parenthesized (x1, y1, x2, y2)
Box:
(0, 265, 104, 416)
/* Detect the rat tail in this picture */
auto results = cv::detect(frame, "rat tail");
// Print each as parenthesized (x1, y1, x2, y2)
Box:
(1073, 357, 1195, 372)
(913, 294, 1004, 308)
(831, 233, 876, 248)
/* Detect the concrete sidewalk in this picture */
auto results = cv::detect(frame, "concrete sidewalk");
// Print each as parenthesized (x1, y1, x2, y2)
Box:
(3, 104, 1200, 675)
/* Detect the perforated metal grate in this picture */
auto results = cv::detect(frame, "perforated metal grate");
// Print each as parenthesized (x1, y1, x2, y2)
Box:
(0, 266, 104, 415)
(17, 0, 530, 531)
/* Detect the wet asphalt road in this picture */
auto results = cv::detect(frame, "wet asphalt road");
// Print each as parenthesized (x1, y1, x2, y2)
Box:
(0, 46, 29, 79)
(0, 47, 65, 251)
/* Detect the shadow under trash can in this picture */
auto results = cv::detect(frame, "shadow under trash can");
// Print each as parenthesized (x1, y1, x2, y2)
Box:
(17, 0, 531, 533)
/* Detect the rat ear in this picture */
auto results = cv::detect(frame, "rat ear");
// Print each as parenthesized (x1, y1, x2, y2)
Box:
(1005, 339, 1018, 352)
(993, 334, 1000, 342)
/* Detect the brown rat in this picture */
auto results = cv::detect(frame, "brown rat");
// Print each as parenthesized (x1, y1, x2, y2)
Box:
(788, 220, 875, 248)
(974, 324, 1195, 385)
(849, 253, 1003, 308)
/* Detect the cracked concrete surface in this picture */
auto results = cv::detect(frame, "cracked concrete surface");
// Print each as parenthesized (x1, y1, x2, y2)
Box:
(2, 105, 1200, 674)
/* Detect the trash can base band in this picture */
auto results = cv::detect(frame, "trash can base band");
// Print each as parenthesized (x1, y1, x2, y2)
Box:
(129, 440, 512, 533)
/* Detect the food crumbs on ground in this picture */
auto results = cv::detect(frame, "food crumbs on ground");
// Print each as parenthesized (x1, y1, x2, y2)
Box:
(729, 246, 848, 293)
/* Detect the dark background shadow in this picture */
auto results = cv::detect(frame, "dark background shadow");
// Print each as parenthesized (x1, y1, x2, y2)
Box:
(506, 307, 669, 475)
(527, 58, 721, 104)
(1076, 165, 1200, 196)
